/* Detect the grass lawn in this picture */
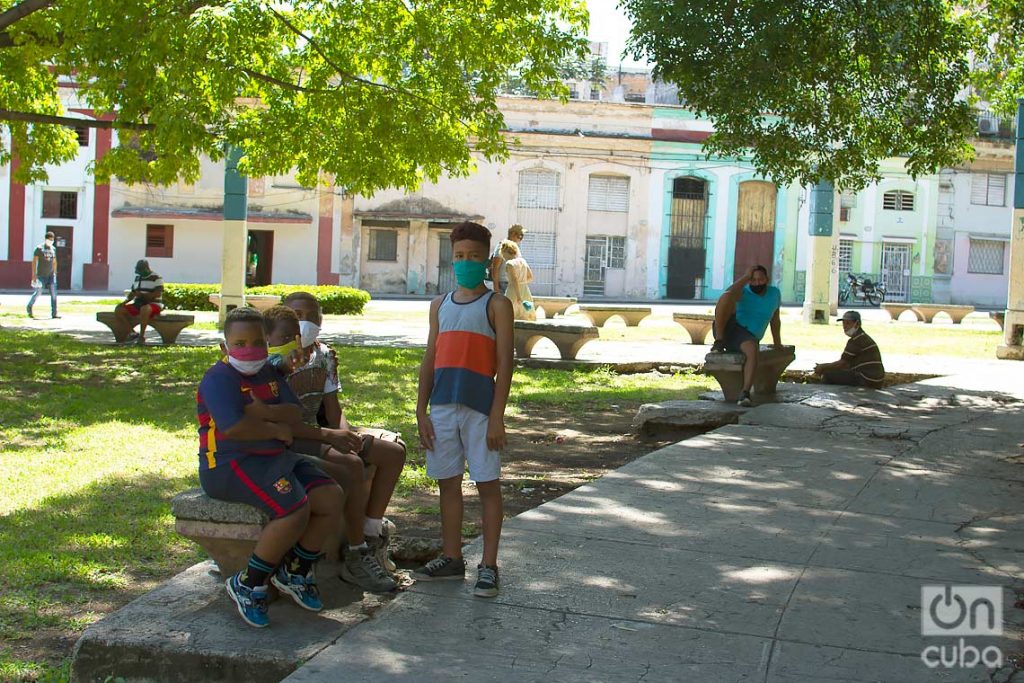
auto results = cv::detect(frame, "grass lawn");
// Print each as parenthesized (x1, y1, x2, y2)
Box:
(0, 327, 710, 679)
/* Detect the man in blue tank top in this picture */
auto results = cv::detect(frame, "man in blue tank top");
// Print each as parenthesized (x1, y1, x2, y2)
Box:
(711, 265, 783, 406)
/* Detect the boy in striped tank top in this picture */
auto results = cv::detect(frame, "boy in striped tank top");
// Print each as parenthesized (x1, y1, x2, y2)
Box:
(413, 222, 515, 597)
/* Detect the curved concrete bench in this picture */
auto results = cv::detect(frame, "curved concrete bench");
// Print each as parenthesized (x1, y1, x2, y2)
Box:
(881, 303, 923, 322)
(514, 320, 599, 360)
(702, 345, 796, 402)
(672, 312, 715, 345)
(96, 311, 195, 344)
(991, 311, 1006, 330)
(910, 304, 975, 324)
(208, 293, 282, 312)
(533, 296, 578, 318)
(578, 305, 652, 327)
(172, 488, 349, 576)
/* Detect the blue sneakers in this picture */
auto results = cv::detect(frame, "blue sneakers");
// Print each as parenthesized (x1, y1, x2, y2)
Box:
(271, 566, 323, 612)
(226, 572, 269, 628)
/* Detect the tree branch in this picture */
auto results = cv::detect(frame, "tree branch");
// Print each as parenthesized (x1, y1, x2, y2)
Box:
(234, 65, 341, 95)
(0, 109, 155, 130)
(0, 0, 56, 32)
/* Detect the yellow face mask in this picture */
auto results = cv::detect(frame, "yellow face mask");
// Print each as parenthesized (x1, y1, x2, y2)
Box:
(268, 339, 299, 357)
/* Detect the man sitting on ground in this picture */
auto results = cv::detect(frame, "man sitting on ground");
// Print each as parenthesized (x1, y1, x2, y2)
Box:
(711, 265, 783, 407)
(114, 259, 164, 344)
(813, 311, 885, 388)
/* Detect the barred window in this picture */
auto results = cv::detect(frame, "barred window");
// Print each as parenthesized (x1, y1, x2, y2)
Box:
(608, 236, 626, 268)
(368, 229, 398, 262)
(967, 239, 1005, 275)
(145, 224, 174, 258)
(517, 169, 560, 209)
(970, 173, 1006, 207)
(42, 191, 78, 219)
(882, 190, 914, 211)
(838, 239, 853, 275)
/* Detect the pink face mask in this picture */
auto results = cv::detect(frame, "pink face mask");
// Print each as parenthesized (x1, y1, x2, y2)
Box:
(226, 345, 268, 375)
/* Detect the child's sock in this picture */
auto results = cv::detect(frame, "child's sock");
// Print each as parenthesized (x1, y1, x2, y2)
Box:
(363, 517, 384, 538)
(240, 554, 275, 588)
(284, 543, 320, 576)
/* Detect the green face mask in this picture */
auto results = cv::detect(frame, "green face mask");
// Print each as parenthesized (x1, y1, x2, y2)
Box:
(454, 259, 487, 288)
(268, 339, 299, 358)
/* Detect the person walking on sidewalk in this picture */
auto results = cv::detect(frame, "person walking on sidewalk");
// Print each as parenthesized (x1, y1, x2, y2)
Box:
(813, 311, 885, 388)
(710, 265, 783, 407)
(27, 231, 59, 319)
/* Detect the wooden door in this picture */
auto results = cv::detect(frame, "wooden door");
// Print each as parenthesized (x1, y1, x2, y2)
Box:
(247, 230, 274, 286)
(733, 181, 777, 281)
(48, 226, 73, 290)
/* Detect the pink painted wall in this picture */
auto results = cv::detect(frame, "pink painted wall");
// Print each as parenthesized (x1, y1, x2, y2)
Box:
(950, 233, 1009, 307)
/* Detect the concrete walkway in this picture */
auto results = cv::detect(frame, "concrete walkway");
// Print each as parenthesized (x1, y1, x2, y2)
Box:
(283, 366, 1024, 683)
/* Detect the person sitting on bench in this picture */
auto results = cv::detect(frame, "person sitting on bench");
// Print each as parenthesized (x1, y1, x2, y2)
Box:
(813, 310, 885, 388)
(114, 259, 164, 344)
(711, 265, 783, 406)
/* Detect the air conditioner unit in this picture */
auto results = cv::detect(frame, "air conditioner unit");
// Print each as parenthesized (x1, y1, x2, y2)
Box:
(978, 118, 997, 135)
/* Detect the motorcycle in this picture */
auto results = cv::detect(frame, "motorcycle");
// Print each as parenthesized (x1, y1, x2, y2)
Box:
(839, 273, 886, 307)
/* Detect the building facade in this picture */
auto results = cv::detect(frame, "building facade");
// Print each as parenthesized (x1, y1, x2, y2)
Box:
(0, 89, 1015, 308)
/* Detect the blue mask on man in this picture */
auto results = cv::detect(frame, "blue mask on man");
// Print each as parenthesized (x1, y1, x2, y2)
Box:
(454, 260, 487, 288)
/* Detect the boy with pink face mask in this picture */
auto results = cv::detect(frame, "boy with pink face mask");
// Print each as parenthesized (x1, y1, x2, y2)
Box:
(196, 307, 350, 628)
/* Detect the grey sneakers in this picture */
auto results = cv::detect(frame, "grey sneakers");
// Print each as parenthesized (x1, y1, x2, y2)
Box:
(411, 555, 466, 581)
(366, 518, 397, 573)
(474, 564, 499, 598)
(737, 391, 753, 407)
(341, 546, 397, 593)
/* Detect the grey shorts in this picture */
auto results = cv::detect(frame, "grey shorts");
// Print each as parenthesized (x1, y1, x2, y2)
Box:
(426, 404, 500, 483)
(714, 314, 757, 352)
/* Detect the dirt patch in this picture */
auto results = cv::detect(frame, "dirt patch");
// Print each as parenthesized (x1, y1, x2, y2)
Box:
(388, 399, 677, 545)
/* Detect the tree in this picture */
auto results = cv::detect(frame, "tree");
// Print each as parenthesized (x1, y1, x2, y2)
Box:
(0, 0, 588, 191)
(621, 0, 1016, 189)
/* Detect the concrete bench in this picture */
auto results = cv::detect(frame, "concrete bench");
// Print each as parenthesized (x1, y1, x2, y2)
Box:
(991, 311, 1005, 330)
(881, 303, 923, 322)
(207, 293, 282, 312)
(910, 303, 975, 324)
(672, 312, 715, 345)
(514, 320, 599, 360)
(96, 311, 195, 344)
(702, 345, 796, 402)
(577, 305, 652, 327)
(172, 488, 350, 576)
(533, 296, 577, 318)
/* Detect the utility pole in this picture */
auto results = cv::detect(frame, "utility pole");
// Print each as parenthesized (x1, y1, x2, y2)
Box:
(997, 99, 1024, 360)
(218, 146, 248, 325)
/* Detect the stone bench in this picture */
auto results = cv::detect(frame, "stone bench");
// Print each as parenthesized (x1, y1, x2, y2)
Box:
(702, 345, 796, 402)
(910, 303, 975, 324)
(881, 303, 923, 322)
(96, 311, 195, 344)
(991, 311, 1006, 330)
(172, 488, 350, 576)
(672, 312, 715, 345)
(514, 320, 599, 360)
(533, 296, 578, 318)
(577, 305, 652, 327)
(207, 293, 282, 312)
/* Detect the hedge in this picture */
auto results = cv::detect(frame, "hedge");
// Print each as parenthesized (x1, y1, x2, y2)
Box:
(161, 283, 371, 315)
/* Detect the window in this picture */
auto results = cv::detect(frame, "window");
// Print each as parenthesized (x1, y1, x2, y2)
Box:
(517, 169, 560, 209)
(839, 191, 856, 222)
(838, 239, 854, 275)
(145, 224, 174, 258)
(607, 236, 626, 269)
(368, 229, 398, 262)
(587, 176, 629, 212)
(971, 173, 1006, 207)
(967, 239, 1005, 275)
(42, 191, 78, 219)
(72, 124, 89, 146)
(882, 190, 914, 211)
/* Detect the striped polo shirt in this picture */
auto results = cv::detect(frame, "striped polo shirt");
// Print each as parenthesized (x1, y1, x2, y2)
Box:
(430, 291, 496, 415)
(842, 329, 885, 388)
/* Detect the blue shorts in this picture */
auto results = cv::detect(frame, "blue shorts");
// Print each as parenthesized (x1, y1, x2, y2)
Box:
(200, 451, 335, 519)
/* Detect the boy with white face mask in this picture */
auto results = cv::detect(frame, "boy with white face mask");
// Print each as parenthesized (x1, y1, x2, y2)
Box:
(282, 291, 407, 590)
(27, 231, 58, 319)
(196, 307, 347, 627)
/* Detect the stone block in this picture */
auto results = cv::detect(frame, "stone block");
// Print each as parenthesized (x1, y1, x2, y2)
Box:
(577, 305, 652, 327)
(96, 311, 195, 344)
(632, 399, 745, 434)
(701, 345, 796, 402)
(513, 320, 599, 360)
(672, 312, 715, 344)
(532, 296, 577, 318)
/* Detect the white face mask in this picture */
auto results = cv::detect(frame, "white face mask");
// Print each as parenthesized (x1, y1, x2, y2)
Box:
(44, 239, 54, 248)
(226, 356, 267, 376)
(299, 320, 321, 348)
(844, 325, 859, 338)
